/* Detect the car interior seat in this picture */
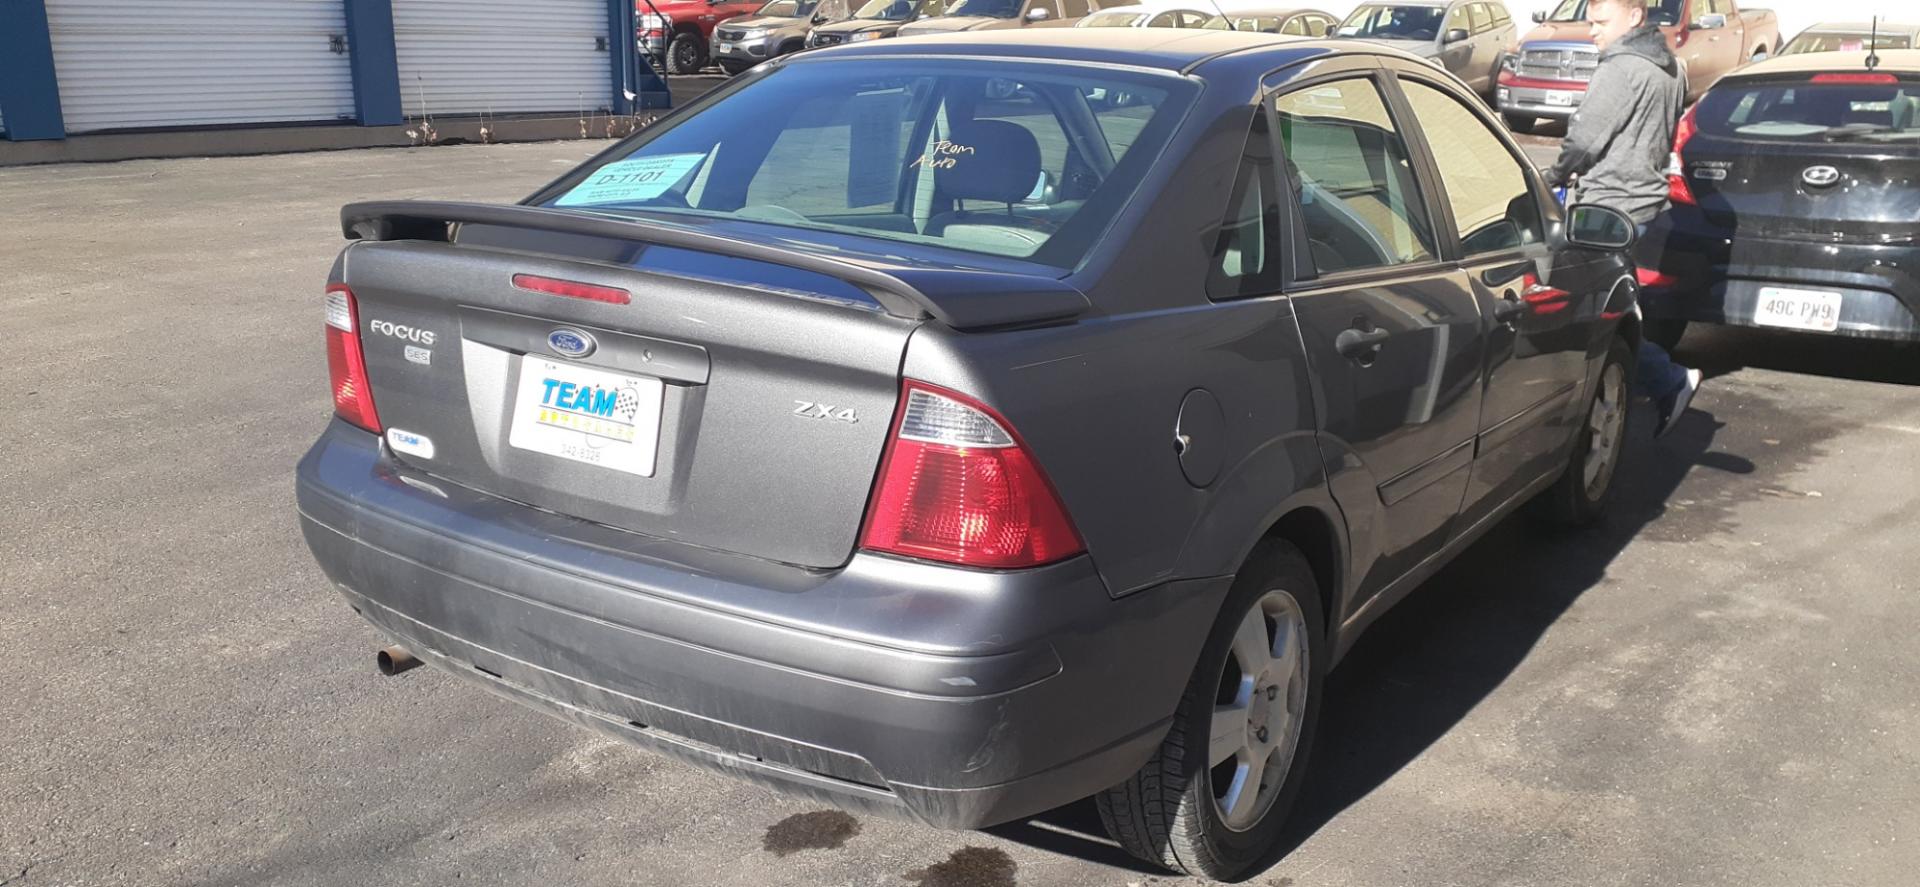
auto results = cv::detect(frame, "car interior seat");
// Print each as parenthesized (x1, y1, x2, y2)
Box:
(925, 118, 1056, 254)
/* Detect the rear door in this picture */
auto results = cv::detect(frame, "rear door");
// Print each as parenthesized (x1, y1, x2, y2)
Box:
(1389, 68, 1602, 514)
(1273, 66, 1488, 605)
(1677, 72, 1920, 242)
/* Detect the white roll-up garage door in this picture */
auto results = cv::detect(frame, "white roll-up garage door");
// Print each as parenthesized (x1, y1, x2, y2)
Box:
(392, 0, 611, 117)
(45, 0, 356, 134)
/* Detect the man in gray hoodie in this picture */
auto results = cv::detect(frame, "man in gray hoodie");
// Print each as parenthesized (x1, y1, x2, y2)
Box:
(1546, 0, 1701, 438)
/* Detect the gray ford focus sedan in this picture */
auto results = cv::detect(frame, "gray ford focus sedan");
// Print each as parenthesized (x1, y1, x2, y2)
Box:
(299, 29, 1642, 879)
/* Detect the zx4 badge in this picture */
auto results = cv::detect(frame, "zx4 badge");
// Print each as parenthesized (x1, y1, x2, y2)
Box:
(793, 401, 859, 424)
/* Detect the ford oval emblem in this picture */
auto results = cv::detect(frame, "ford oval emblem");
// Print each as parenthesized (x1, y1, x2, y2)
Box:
(1802, 165, 1841, 189)
(547, 327, 596, 359)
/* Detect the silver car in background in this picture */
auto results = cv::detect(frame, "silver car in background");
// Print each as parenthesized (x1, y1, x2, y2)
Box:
(1332, 0, 1518, 95)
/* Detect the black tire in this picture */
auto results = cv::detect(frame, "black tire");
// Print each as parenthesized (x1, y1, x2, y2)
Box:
(1097, 540, 1327, 881)
(665, 31, 707, 74)
(1504, 113, 1538, 135)
(1644, 318, 1688, 352)
(1538, 335, 1634, 527)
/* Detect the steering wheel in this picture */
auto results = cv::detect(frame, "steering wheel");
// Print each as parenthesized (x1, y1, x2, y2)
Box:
(735, 204, 811, 223)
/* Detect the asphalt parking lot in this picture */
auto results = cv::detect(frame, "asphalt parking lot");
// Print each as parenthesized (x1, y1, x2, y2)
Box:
(3, 141, 1918, 887)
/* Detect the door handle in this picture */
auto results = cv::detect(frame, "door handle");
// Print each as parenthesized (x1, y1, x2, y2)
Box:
(1493, 293, 1528, 323)
(1335, 326, 1391, 359)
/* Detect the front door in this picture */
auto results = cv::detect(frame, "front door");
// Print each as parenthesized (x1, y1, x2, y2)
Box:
(1274, 71, 1488, 607)
(1391, 69, 1618, 519)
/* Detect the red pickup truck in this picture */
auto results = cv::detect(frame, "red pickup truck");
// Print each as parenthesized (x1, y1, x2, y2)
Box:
(1496, 0, 1778, 133)
(638, 0, 765, 74)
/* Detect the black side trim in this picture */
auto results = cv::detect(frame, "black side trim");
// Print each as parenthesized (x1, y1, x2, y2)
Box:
(1378, 438, 1474, 506)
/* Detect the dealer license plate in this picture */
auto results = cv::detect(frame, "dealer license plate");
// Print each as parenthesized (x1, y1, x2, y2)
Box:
(1754, 287, 1843, 333)
(716, 42, 736, 53)
(1545, 90, 1576, 107)
(508, 357, 665, 477)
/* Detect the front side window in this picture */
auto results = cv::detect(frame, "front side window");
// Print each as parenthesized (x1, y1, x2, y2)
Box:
(1282, 15, 1307, 35)
(538, 60, 1190, 267)
(1082, 10, 1143, 26)
(1445, 4, 1470, 36)
(1398, 79, 1543, 255)
(1466, 3, 1490, 33)
(1339, 5, 1448, 41)
(1275, 77, 1436, 275)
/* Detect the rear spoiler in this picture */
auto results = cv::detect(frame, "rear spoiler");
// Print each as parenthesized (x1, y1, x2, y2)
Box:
(340, 201, 1091, 330)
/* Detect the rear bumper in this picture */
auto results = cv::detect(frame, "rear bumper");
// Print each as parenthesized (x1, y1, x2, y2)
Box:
(1637, 211, 1920, 340)
(295, 421, 1227, 828)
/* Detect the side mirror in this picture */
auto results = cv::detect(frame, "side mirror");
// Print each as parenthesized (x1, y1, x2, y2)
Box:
(1024, 6, 1050, 22)
(1530, 10, 1545, 23)
(812, 12, 828, 22)
(1691, 12, 1727, 30)
(1565, 204, 1635, 250)
(1444, 27, 1470, 43)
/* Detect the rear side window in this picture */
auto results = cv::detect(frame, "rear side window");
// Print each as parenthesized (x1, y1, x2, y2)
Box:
(539, 60, 1192, 267)
(1399, 79, 1543, 255)
(1208, 111, 1282, 298)
(1276, 78, 1437, 276)
(1694, 79, 1920, 144)
(1490, 3, 1508, 25)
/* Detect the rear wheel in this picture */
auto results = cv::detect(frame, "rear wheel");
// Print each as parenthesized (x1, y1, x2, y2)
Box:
(1097, 541, 1326, 881)
(1503, 113, 1538, 135)
(666, 31, 707, 74)
(1644, 318, 1688, 352)
(1538, 336, 1633, 526)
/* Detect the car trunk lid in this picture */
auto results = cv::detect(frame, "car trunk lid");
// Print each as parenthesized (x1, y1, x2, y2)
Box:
(334, 201, 1088, 569)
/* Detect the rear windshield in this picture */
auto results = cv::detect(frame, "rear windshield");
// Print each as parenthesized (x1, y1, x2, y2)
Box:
(537, 59, 1193, 267)
(1781, 33, 1912, 55)
(1337, 6, 1446, 41)
(1694, 79, 1920, 143)
(1544, 0, 1681, 27)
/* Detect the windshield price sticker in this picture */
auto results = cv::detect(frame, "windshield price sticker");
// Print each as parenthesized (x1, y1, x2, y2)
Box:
(557, 153, 708, 206)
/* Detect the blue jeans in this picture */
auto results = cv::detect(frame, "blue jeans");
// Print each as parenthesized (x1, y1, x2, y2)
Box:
(1632, 221, 1689, 400)
(1637, 340, 1688, 400)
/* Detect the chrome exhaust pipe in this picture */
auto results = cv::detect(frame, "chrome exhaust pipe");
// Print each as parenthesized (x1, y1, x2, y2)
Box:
(377, 645, 422, 676)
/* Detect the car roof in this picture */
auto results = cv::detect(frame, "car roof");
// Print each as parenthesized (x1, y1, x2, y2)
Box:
(1214, 7, 1323, 15)
(1795, 22, 1920, 36)
(1735, 49, 1920, 77)
(814, 26, 1336, 71)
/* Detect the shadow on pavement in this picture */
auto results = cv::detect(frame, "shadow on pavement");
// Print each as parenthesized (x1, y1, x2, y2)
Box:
(995, 394, 1781, 880)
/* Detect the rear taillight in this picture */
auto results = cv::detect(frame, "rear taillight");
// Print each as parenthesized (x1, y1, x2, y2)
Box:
(1637, 267, 1681, 288)
(859, 382, 1083, 570)
(512, 273, 632, 305)
(1668, 103, 1700, 207)
(324, 285, 381, 433)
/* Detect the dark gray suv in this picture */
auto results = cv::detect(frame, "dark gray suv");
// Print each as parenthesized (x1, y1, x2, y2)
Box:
(299, 30, 1642, 880)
